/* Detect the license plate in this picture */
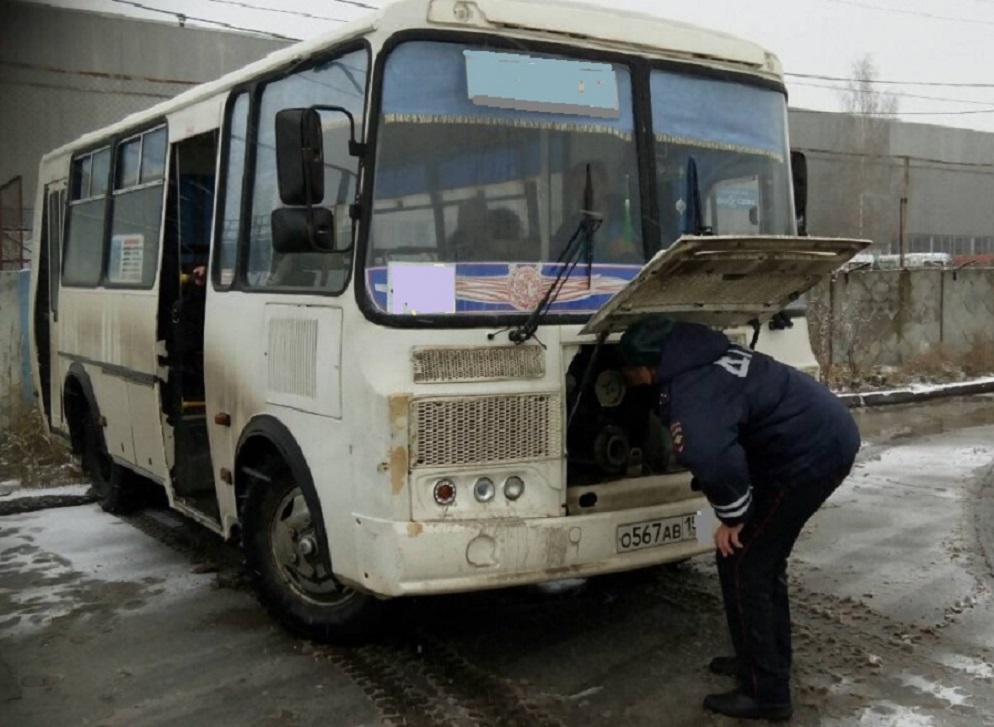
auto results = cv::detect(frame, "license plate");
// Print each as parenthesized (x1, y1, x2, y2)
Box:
(617, 514, 697, 553)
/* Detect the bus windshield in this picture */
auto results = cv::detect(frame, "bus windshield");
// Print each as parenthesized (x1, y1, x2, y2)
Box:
(651, 69, 793, 244)
(364, 40, 792, 318)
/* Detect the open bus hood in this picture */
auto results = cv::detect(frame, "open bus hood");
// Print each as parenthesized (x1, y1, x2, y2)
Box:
(580, 235, 870, 335)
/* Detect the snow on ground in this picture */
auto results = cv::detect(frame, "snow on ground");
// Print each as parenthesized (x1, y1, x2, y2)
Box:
(838, 376, 994, 400)
(0, 504, 216, 639)
(825, 703, 937, 727)
(0, 482, 90, 500)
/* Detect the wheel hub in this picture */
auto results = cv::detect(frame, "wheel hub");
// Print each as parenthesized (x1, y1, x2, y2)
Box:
(270, 487, 354, 606)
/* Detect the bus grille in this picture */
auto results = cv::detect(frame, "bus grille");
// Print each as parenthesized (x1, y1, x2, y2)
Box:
(412, 346, 545, 384)
(410, 394, 561, 468)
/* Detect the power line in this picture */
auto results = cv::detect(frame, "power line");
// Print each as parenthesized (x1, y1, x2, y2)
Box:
(196, 0, 348, 23)
(0, 78, 174, 99)
(1, 60, 200, 87)
(325, 0, 380, 9)
(108, 0, 302, 41)
(819, 0, 994, 26)
(786, 72, 994, 89)
(795, 146, 994, 171)
(864, 108, 994, 116)
(790, 79, 994, 107)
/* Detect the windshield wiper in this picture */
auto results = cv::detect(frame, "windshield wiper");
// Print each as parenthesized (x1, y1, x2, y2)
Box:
(687, 156, 713, 237)
(508, 165, 601, 345)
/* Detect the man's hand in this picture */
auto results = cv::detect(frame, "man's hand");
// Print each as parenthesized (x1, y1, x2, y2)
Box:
(714, 523, 745, 557)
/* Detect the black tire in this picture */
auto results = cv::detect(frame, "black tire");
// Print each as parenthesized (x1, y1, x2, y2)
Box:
(82, 415, 143, 514)
(241, 470, 383, 644)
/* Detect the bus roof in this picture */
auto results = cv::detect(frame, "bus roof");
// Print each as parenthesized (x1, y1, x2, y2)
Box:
(43, 0, 781, 162)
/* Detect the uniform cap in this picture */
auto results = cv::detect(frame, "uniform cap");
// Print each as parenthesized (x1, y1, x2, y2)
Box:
(618, 317, 675, 368)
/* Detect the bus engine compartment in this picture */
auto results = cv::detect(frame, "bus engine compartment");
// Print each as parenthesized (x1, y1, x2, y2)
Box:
(564, 343, 676, 487)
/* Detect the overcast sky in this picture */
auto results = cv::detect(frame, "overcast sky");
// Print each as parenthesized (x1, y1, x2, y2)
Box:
(26, 0, 994, 134)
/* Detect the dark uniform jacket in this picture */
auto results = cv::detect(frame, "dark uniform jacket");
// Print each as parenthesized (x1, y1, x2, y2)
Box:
(653, 322, 861, 526)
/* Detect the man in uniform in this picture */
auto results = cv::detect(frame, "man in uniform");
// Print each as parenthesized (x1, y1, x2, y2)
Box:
(618, 317, 860, 721)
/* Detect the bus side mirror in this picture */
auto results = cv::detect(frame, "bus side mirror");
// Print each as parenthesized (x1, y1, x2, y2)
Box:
(276, 108, 325, 206)
(271, 207, 336, 253)
(790, 150, 808, 237)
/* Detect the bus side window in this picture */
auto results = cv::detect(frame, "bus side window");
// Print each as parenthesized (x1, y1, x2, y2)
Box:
(106, 126, 167, 288)
(247, 49, 369, 293)
(63, 148, 110, 287)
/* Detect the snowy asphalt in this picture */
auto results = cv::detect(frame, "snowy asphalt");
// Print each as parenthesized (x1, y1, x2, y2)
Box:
(3, 396, 994, 726)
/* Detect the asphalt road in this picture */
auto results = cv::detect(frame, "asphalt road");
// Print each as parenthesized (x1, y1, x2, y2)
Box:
(4, 397, 994, 727)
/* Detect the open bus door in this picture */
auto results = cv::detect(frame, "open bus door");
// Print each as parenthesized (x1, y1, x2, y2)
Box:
(31, 180, 66, 432)
(159, 130, 219, 520)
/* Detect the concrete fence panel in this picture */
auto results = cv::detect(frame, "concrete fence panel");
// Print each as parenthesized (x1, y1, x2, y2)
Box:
(814, 267, 994, 370)
(0, 270, 31, 432)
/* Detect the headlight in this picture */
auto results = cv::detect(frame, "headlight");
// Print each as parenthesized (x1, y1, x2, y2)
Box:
(433, 479, 456, 506)
(474, 477, 496, 503)
(504, 476, 525, 501)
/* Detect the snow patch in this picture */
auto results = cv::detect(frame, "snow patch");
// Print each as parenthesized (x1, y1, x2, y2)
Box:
(0, 483, 91, 500)
(901, 673, 971, 707)
(933, 653, 994, 679)
(825, 703, 935, 727)
(0, 505, 215, 639)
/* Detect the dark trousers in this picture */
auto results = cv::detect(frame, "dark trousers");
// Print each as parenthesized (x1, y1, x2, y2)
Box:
(715, 475, 845, 704)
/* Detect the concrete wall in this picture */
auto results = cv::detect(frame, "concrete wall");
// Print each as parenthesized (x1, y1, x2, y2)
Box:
(0, 0, 289, 236)
(0, 270, 31, 431)
(810, 268, 994, 369)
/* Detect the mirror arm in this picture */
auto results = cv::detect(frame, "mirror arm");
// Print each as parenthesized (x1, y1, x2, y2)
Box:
(309, 104, 365, 158)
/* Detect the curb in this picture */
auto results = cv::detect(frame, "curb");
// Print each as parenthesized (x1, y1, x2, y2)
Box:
(0, 492, 97, 516)
(838, 379, 994, 409)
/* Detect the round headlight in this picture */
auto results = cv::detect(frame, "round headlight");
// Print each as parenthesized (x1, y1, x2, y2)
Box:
(474, 477, 496, 503)
(504, 476, 525, 501)
(433, 479, 456, 506)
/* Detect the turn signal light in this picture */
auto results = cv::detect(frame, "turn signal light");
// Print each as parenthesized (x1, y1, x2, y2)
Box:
(433, 479, 456, 506)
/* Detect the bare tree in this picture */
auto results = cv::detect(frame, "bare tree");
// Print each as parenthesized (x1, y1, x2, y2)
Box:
(841, 56, 899, 120)
(837, 55, 899, 250)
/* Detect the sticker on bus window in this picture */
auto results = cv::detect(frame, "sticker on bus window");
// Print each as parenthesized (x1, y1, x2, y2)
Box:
(109, 234, 144, 284)
(388, 262, 456, 315)
(464, 50, 620, 119)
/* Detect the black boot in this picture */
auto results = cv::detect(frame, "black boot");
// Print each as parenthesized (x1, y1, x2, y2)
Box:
(708, 655, 739, 677)
(703, 690, 793, 722)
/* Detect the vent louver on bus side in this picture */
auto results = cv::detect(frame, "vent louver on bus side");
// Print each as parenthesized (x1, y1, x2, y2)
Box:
(268, 318, 319, 398)
(412, 346, 545, 383)
(409, 394, 561, 468)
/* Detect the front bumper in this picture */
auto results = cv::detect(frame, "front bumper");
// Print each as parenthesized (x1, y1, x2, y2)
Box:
(350, 496, 716, 597)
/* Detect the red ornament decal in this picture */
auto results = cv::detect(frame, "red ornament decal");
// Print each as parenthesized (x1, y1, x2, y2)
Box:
(507, 265, 547, 311)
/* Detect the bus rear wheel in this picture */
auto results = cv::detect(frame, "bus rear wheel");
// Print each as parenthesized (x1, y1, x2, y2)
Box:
(82, 415, 142, 514)
(242, 471, 382, 644)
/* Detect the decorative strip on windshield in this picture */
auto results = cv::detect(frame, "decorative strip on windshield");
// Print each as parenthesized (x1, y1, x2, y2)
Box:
(654, 133, 784, 162)
(383, 113, 633, 140)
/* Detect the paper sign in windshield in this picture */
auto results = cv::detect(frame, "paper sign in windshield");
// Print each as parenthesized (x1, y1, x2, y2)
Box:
(464, 50, 620, 119)
(109, 234, 144, 284)
(388, 262, 457, 315)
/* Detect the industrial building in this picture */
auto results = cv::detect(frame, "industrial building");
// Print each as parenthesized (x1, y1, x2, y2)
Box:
(2, 0, 993, 265)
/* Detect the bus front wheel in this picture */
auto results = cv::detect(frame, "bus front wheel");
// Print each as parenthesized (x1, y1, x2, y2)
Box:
(242, 471, 382, 644)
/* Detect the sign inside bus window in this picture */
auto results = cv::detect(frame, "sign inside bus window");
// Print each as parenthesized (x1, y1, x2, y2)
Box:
(108, 234, 144, 284)
(388, 262, 457, 315)
(464, 51, 620, 119)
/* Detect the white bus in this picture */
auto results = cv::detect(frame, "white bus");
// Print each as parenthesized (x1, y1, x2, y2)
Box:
(29, 0, 865, 642)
